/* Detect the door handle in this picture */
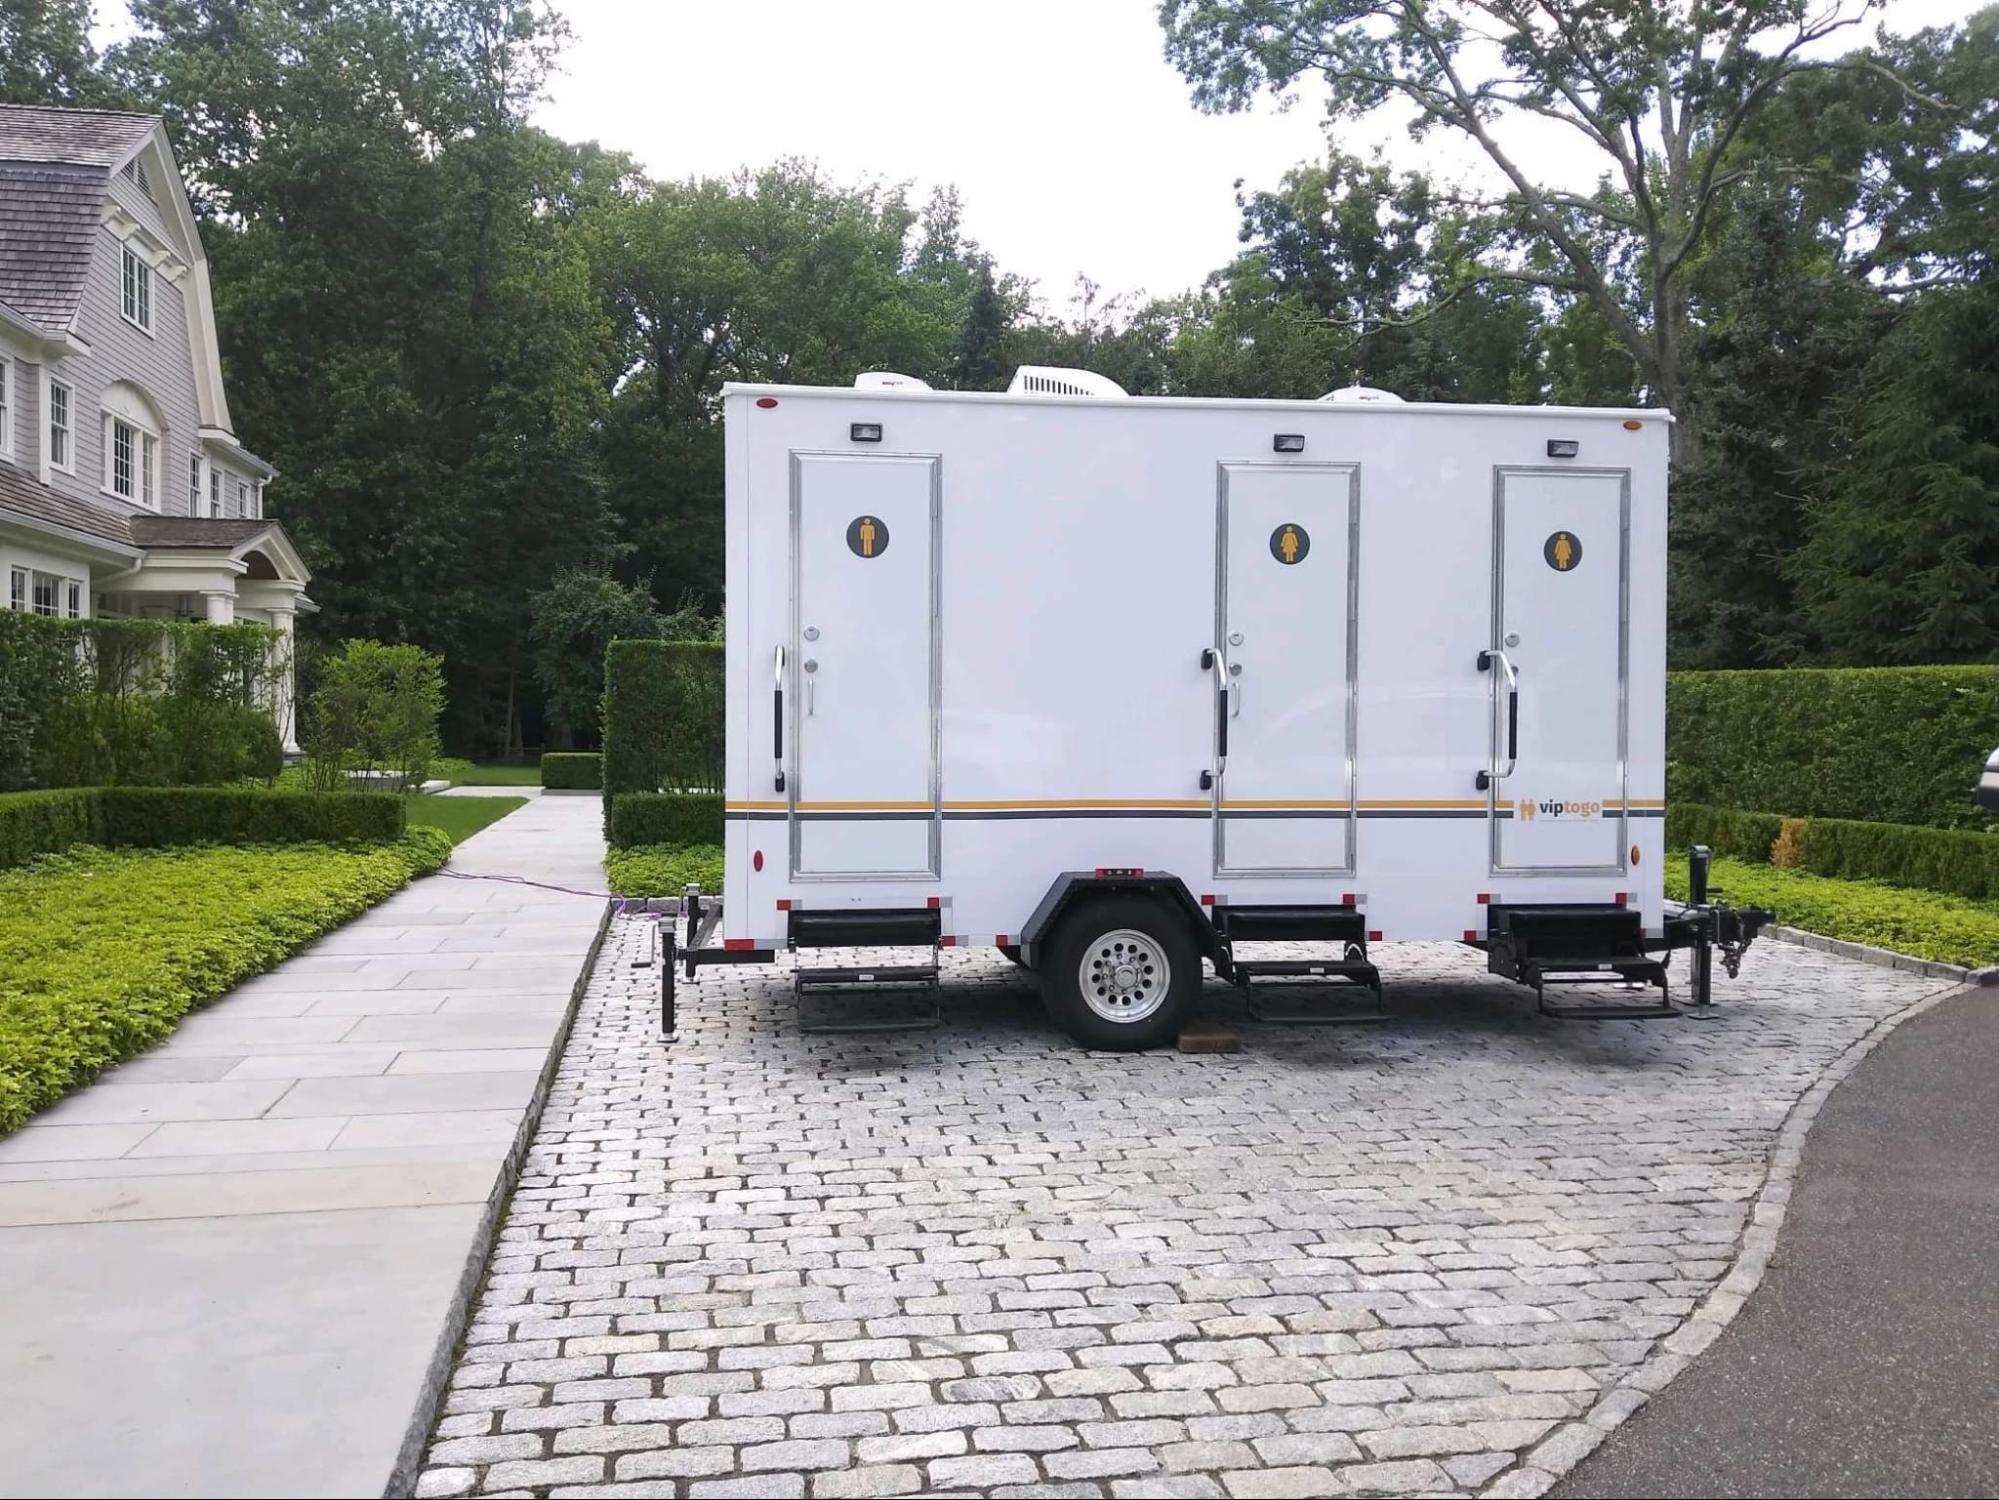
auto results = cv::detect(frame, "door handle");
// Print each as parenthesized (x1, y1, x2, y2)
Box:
(1200, 647, 1228, 789)
(1475, 649, 1519, 791)
(772, 644, 786, 793)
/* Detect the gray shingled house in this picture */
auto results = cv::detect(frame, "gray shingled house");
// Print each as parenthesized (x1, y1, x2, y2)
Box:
(0, 103, 312, 747)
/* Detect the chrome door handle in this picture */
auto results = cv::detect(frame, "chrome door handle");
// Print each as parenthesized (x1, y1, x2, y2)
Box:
(1476, 648, 1519, 790)
(772, 645, 786, 792)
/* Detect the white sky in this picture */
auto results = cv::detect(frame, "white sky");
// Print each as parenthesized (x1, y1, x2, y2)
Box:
(539, 0, 1984, 313)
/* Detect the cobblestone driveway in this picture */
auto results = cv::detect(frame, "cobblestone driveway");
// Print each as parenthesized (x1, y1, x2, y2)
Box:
(418, 924, 1937, 1499)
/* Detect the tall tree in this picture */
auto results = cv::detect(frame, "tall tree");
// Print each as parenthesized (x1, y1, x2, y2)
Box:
(1158, 0, 1949, 461)
(0, 0, 112, 106)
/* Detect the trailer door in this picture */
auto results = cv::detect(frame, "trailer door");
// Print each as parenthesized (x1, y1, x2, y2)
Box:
(789, 451, 940, 879)
(1213, 460, 1358, 877)
(1488, 466, 1629, 875)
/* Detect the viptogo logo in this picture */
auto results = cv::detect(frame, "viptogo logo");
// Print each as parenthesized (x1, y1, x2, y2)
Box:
(1517, 797, 1604, 821)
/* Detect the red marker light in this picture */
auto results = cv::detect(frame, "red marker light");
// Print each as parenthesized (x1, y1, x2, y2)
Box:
(724, 938, 755, 950)
(1464, 929, 1479, 942)
(1477, 893, 1492, 904)
(1342, 893, 1356, 906)
(775, 899, 790, 911)
(752, 849, 764, 872)
(755, 397, 778, 409)
(1368, 930, 1383, 942)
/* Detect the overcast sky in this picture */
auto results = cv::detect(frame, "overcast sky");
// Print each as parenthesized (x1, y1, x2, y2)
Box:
(538, 0, 1983, 314)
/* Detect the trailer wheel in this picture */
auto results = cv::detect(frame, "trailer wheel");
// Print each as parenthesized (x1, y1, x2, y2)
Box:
(1042, 896, 1198, 1050)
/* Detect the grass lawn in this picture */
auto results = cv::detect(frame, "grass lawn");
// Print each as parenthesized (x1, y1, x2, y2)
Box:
(0, 831, 451, 1134)
(1668, 854, 1999, 969)
(403, 794, 526, 845)
(433, 758, 542, 786)
(607, 843, 723, 899)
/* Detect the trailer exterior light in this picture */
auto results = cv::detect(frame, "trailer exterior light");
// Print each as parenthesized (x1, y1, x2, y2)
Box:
(1273, 433, 1306, 453)
(755, 397, 778, 409)
(1546, 438, 1580, 458)
(850, 422, 884, 443)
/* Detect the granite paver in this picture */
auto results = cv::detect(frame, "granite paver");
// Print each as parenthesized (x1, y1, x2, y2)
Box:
(419, 919, 1942, 1497)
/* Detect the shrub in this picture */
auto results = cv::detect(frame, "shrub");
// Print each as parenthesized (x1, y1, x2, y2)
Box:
(0, 612, 85, 789)
(302, 639, 446, 791)
(1664, 854, 1999, 969)
(609, 791, 724, 849)
(528, 568, 671, 744)
(1795, 817, 1999, 903)
(541, 752, 602, 790)
(606, 843, 725, 899)
(34, 694, 170, 787)
(1663, 803, 1786, 862)
(0, 832, 449, 1134)
(1770, 818, 1807, 868)
(601, 640, 724, 813)
(1668, 666, 1999, 829)
(0, 790, 99, 868)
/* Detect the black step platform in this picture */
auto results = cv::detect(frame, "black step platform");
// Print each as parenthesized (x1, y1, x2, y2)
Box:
(1214, 905, 1386, 1024)
(788, 908, 942, 1033)
(1485, 904, 1678, 1019)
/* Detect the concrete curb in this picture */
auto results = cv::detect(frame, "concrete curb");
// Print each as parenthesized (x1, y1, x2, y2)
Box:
(1477, 972, 1976, 1498)
(1763, 923, 1999, 986)
(382, 895, 617, 1500)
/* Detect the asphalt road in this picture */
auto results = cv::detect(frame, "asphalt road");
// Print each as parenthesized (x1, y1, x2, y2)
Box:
(1557, 983, 1999, 1498)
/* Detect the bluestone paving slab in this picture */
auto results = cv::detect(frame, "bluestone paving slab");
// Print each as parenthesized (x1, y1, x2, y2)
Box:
(3, 791, 608, 1496)
(0, 1203, 488, 1498)
(268, 1070, 545, 1118)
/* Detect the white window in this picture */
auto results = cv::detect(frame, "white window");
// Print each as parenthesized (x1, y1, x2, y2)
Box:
(31, 571, 60, 617)
(122, 246, 152, 333)
(0, 355, 12, 458)
(109, 418, 134, 498)
(236, 480, 248, 517)
(7, 567, 24, 612)
(141, 432, 158, 509)
(251, 481, 264, 519)
(48, 379, 73, 472)
(66, 580, 83, 619)
(208, 466, 222, 517)
(188, 451, 201, 512)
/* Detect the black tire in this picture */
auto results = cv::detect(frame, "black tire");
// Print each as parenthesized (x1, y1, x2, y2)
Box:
(997, 943, 1029, 968)
(1041, 895, 1200, 1051)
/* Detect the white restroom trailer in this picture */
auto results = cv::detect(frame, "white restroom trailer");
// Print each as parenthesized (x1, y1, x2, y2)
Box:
(670, 371, 1763, 1048)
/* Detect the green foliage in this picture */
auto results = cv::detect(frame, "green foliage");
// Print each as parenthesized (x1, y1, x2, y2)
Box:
(0, 790, 98, 869)
(601, 641, 724, 812)
(34, 695, 170, 788)
(0, 0, 114, 107)
(402, 794, 524, 846)
(1664, 855, 1999, 970)
(541, 752, 602, 790)
(1668, 667, 1999, 828)
(301, 639, 446, 791)
(528, 569, 665, 745)
(0, 787, 404, 869)
(606, 843, 724, 899)
(0, 611, 79, 790)
(608, 792, 724, 850)
(1663, 804, 1788, 864)
(0, 832, 448, 1134)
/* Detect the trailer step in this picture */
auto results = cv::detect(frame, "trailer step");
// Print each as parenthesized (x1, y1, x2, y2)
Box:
(793, 955, 941, 1033)
(1214, 905, 1368, 944)
(789, 908, 942, 949)
(1527, 957, 1676, 1020)
(1231, 956, 1387, 1026)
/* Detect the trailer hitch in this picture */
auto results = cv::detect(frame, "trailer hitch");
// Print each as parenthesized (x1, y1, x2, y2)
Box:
(1671, 844, 1773, 1005)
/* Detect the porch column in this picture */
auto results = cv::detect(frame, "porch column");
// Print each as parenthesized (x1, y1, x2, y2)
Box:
(201, 590, 235, 625)
(270, 606, 299, 753)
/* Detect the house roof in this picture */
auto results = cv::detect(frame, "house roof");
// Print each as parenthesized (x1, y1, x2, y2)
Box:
(0, 462, 140, 552)
(0, 105, 159, 168)
(127, 516, 279, 549)
(0, 106, 163, 332)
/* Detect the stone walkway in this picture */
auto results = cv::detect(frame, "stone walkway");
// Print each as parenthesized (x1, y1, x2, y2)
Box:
(418, 923, 1946, 1499)
(0, 793, 608, 1500)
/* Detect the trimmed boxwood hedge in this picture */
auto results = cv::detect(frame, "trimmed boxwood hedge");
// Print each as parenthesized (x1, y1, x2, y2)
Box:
(606, 843, 725, 898)
(0, 787, 406, 869)
(609, 791, 723, 849)
(602, 639, 723, 814)
(1668, 801, 1999, 903)
(1668, 666, 1999, 830)
(541, 752, 602, 790)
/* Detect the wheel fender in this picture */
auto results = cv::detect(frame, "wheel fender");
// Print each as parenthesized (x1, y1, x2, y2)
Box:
(1019, 871, 1222, 966)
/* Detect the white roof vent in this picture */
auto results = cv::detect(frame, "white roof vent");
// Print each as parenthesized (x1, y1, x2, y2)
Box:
(1007, 365, 1129, 398)
(854, 371, 933, 391)
(1319, 384, 1405, 404)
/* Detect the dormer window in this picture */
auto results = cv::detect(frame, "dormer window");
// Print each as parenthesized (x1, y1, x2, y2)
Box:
(48, 380, 73, 473)
(122, 245, 152, 333)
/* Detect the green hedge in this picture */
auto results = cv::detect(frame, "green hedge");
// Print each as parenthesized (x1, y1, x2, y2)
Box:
(606, 843, 725, 898)
(609, 791, 724, 849)
(0, 787, 405, 869)
(1665, 854, 1999, 969)
(541, 752, 602, 790)
(0, 790, 98, 869)
(602, 640, 724, 810)
(0, 830, 452, 1134)
(1668, 667, 1999, 829)
(1668, 801, 1999, 903)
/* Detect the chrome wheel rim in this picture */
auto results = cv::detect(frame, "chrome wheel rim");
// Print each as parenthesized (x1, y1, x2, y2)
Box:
(1079, 929, 1170, 1022)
